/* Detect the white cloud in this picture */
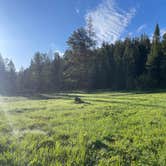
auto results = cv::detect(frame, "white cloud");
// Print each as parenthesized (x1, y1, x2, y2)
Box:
(48, 43, 64, 59)
(161, 28, 166, 37)
(47, 49, 64, 59)
(136, 24, 147, 33)
(85, 0, 136, 45)
(54, 50, 64, 57)
(128, 32, 133, 37)
(75, 8, 80, 14)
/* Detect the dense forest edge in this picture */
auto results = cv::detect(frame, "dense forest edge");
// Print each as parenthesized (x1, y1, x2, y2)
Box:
(1, 21, 166, 95)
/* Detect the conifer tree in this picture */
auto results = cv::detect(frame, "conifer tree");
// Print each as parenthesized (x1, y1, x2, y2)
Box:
(160, 33, 166, 86)
(146, 24, 162, 87)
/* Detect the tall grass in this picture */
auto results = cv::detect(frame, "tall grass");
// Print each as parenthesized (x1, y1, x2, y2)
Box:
(0, 92, 166, 165)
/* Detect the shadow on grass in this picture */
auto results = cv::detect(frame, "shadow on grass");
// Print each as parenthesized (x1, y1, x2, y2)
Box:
(87, 98, 166, 109)
(81, 89, 166, 95)
(9, 107, 47, 114)
(2, 89, 166, 101)
(27, 93, 81, 100)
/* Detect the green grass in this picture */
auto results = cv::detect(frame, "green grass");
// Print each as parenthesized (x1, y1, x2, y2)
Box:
(0, 92, 166, 165)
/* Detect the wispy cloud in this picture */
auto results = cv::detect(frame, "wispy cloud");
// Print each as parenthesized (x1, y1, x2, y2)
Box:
(136, 24, 147, 33)
(85, 0, 136, 45)
(75, 8, 80, 14)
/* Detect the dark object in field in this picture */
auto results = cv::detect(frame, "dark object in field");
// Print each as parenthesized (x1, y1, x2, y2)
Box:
(75, 96, 85, 104)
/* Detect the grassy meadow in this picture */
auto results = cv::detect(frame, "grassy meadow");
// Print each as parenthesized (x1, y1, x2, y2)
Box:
(0, 92, 166, 165)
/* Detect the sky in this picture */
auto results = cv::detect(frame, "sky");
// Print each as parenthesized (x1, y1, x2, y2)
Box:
(0, 0, 166, 69)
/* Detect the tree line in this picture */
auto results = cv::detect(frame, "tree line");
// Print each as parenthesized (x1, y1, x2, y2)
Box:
(0, 24, 166, 95)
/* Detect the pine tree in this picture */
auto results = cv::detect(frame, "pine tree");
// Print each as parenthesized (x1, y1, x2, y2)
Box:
(86, 15, 96, 48)
(160, 33, 166, 86)
(6, 60, 17, 94)
(113, 41, 125, 89)
(65, 27, 96, 89)
(51, 52, 63, 90)
(67, 28, 95, 55)
(0, 55, 5, 94)
(146, 24, 162, 87)
(162, 33, 166, 55)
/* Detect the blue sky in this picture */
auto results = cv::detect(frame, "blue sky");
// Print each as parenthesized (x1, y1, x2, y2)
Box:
(0, 0, 166, 69)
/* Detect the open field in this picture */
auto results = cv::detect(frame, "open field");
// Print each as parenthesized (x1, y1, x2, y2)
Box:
(0, 92, 166, 165)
